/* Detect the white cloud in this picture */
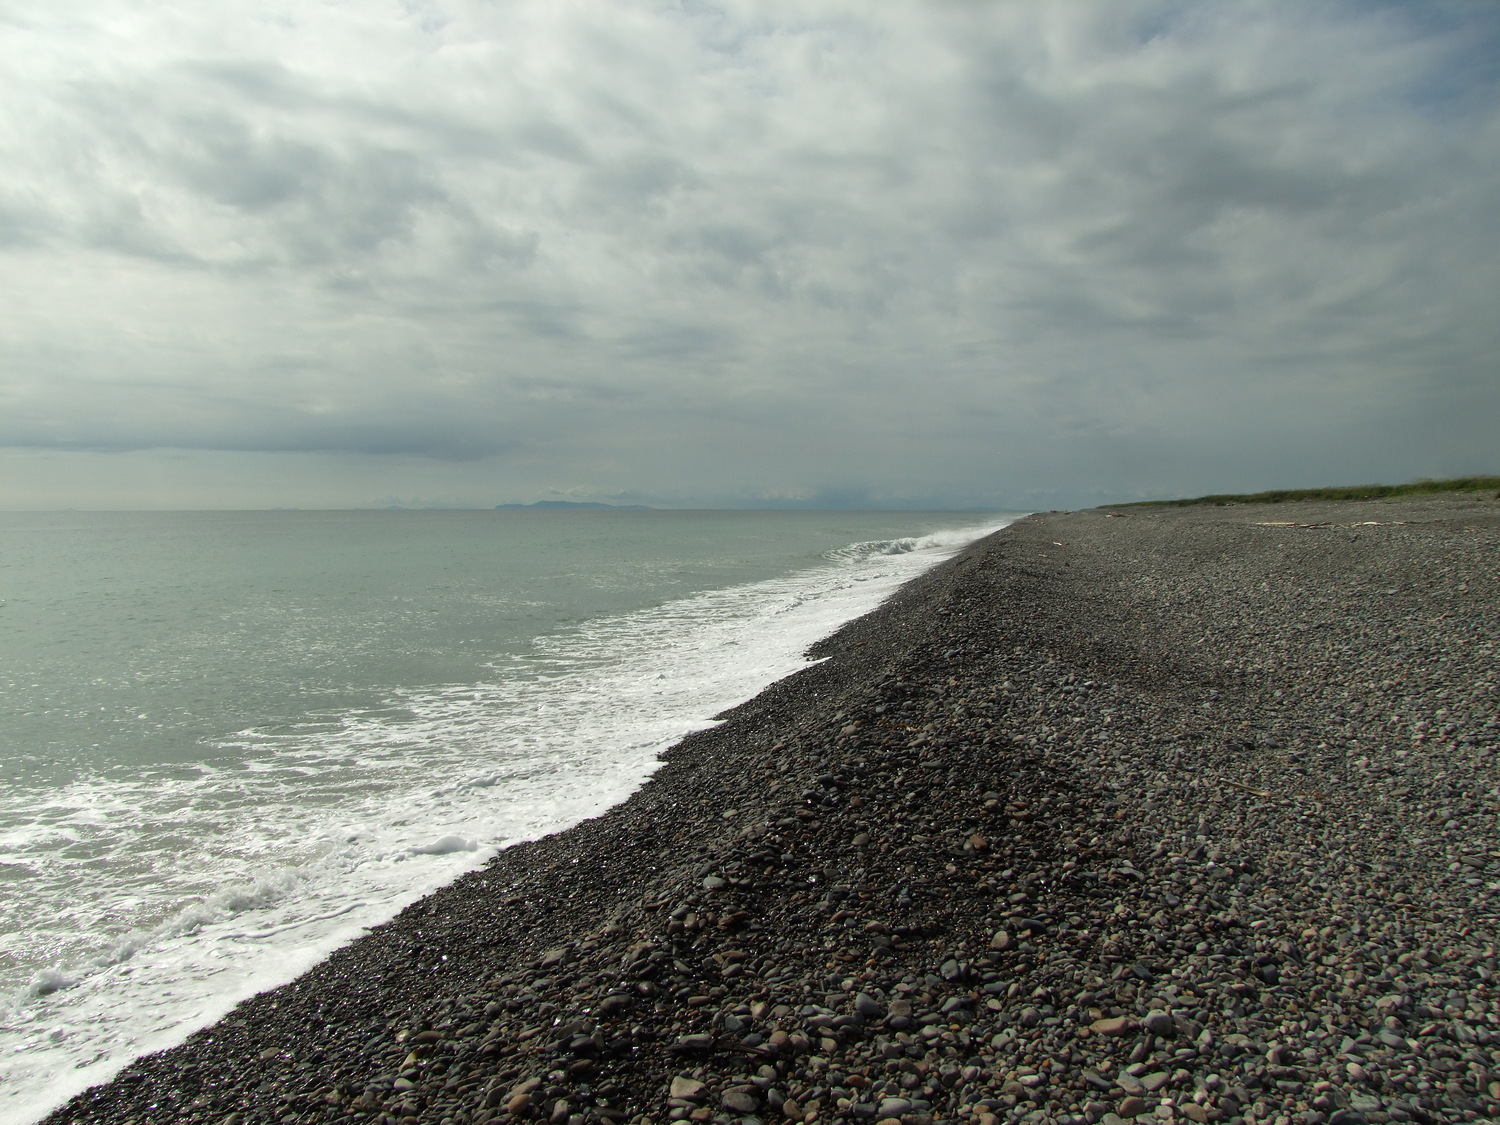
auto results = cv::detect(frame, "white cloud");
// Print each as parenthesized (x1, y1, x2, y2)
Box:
(1, 0, 1497, 507)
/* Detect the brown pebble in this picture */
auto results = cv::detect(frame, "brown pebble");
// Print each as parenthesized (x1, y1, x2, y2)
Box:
(507, 1093, 535, 1117)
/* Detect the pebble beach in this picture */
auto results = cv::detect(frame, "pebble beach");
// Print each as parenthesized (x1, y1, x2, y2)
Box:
(44, 496, 1500, 1125)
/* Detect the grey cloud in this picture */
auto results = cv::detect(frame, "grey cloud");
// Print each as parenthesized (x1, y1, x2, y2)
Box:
(165, 116, 327, 212)
(0, 381, 521, 461)
(1, 2, 1497, 508)
(176, 58, 311, 111)
(616, 322, 731, 362)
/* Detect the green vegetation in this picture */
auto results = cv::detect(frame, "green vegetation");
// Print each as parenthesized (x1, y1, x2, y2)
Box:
(1117, 476, 1500, 508)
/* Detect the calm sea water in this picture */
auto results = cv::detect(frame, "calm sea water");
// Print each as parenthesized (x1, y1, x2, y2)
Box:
(0, 508, 1017, 1122)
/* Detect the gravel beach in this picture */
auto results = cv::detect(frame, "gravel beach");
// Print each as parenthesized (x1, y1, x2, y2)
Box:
(45, 496, 1500, 1125)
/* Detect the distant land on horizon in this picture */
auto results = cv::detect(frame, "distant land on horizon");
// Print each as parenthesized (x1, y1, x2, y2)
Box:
(493, 500, 654, 510)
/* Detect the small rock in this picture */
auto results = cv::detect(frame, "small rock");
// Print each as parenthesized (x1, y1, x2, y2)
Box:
(702, 875, 727, 891)
(671, 1077, 707, 1101)
(1139, 1072, 1170, 1093)
(989, 930, 1011, 951)
(1118, 1096, 1147, 1118)
(507, 1093, 535, 1117)
(877, 1098, 914, 1117)
(597, 994, 633, 1017)
(1181, 1106, 1209, 1124)
(670, 1033, 715, 1053)
(1142, 1011, 1175, 1037)
(1090, 1016, 1135, 1037)
(722, 1089, 760, 1114)
(854, 992, 883, 1019)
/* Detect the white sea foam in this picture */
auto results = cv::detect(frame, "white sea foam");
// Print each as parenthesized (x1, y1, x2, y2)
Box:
(0, 515, 1016, 1124)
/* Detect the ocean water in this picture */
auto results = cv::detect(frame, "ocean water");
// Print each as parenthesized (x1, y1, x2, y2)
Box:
(0, 508, 1017, 1122)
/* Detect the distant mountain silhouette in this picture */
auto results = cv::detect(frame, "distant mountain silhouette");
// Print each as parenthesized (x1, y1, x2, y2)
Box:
(494, 500, 653, 510)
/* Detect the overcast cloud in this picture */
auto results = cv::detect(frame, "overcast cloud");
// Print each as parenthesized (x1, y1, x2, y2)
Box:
(2, 0, 1497, 509)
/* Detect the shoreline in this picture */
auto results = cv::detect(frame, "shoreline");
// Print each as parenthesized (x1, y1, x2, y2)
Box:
(44, 495, 1500, 1125)
(2, 511, 1014, 1121)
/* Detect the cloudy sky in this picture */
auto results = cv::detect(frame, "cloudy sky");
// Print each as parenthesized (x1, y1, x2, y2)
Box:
(2, 1, 1497, 510)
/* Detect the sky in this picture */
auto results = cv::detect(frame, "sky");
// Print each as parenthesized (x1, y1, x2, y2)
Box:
(2, 1, 1498, 511)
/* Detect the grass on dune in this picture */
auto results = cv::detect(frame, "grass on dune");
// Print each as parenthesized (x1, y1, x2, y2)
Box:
(1116, 476, 1500, 508)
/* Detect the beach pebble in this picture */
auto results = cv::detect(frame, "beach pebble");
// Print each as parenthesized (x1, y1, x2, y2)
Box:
(721, 1089, 760, 1114)
(507, 1093, 536, 1116)
(1142, 1011, 1175, 1037)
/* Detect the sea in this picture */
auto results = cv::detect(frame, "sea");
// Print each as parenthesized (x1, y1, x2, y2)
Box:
(0, 508, 1018, 1123)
